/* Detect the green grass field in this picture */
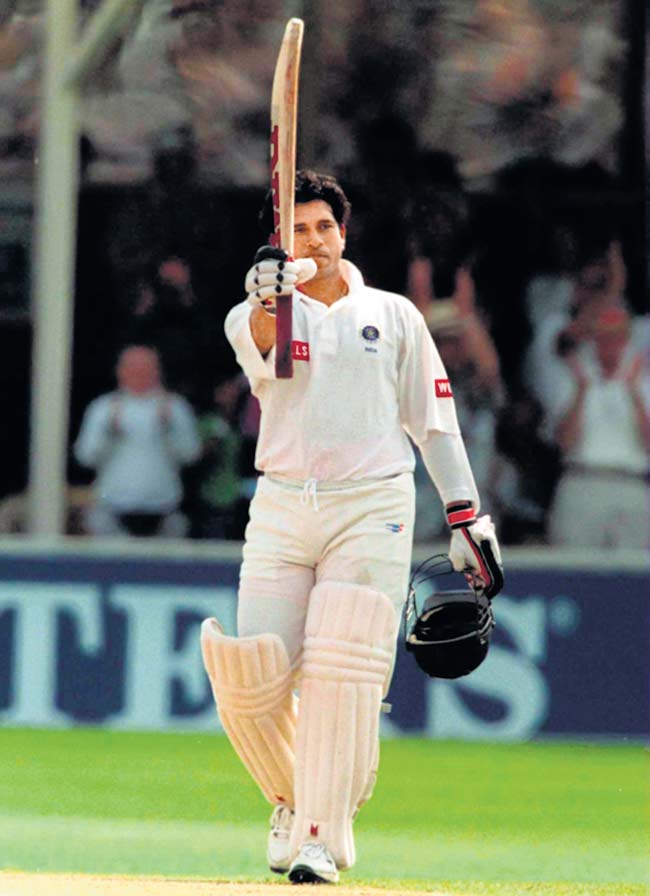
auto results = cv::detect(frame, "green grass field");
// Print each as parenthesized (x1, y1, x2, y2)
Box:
(0, 728, 648, 895)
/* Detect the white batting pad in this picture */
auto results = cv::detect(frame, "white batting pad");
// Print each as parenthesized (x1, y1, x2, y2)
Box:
(201, 618, 296, 808)
(289, 582, 397, 870)
(355, 736, 380, 816)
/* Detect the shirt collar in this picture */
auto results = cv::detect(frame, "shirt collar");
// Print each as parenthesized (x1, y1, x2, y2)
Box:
(297, 259, 365, 305)
(341, 259, 364, 295)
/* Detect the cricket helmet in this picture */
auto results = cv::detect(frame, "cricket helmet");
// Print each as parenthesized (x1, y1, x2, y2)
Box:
(403, 554, 495, 679)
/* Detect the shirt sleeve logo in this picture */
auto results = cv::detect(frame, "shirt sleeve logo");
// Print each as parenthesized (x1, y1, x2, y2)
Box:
(291, 340, 310, 361)
(435, 378, 453, 397)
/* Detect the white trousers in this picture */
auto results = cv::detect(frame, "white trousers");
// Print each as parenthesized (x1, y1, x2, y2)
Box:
(238, 473, 416, 665)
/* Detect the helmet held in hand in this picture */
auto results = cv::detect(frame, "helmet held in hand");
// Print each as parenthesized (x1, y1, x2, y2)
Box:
(404, 554, 495, 679)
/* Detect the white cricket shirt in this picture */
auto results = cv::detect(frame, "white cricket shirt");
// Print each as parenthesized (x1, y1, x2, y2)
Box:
(225, 261, 461, 482)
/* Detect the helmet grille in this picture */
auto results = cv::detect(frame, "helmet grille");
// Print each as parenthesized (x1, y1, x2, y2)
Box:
(404, 554, 495, 679)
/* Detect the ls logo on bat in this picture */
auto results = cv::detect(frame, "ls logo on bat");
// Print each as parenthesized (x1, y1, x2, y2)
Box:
(291, 340, 310, 361)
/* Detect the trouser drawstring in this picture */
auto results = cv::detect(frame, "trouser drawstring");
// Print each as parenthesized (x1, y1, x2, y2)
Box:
(300, 478, 319, 511)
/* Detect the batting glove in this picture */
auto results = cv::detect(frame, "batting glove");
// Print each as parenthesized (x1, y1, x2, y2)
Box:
(447, 502, 504, 599)
(245, 246, 316, 313)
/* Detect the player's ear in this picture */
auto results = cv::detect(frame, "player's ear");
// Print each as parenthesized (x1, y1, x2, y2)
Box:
(339, 223, 346, 247)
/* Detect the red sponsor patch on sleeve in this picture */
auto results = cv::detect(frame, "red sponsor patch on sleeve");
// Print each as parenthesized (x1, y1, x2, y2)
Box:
(291, 340, 310, 361)
(435, 378, 453, 397)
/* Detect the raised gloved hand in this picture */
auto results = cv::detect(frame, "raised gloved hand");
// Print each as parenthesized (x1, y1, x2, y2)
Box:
(446, 502, 504, 599)
(245, 246, 317, 313)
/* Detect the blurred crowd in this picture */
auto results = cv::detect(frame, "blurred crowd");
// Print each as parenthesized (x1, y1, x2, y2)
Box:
(0, 0, 646, 548)
(0, 0, 629, 182)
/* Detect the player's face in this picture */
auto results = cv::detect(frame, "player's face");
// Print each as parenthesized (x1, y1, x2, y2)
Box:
(293, 200, 346, 280)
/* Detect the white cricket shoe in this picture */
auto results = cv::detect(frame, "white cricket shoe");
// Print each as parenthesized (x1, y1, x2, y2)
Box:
(288, 841, 339, 884)
(267, 804, 294, 874)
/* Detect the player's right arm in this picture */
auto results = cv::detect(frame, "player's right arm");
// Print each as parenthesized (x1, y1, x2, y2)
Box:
(244, 246, 316, 354)
(249, 306, 277, 355)
(226, 246, 316, 376)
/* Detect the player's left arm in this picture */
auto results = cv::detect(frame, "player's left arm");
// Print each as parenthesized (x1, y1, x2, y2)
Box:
(399, 305, 503, 598)
(417, 430, 503, 599)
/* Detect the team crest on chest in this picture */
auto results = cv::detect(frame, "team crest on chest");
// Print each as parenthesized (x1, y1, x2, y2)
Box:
(361, 325, 380, 353)
(361, 325, 380, 342)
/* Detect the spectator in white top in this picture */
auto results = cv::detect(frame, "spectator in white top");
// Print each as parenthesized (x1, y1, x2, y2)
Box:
(74, 344, 201, 537)
(524, 240, 648, 413)
(546, 306, 650, 549)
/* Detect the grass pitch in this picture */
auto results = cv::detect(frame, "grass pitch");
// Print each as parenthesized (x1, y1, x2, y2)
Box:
(0, 729, 647, 895)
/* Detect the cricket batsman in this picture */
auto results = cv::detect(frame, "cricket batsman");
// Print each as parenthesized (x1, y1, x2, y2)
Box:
(201, 170, 503, 884)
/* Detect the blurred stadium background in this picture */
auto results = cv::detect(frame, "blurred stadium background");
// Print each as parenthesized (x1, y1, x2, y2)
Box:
(0, 0, 648, 892)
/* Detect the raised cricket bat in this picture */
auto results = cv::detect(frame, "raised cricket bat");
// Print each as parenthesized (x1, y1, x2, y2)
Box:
(269, 17, 304, 379)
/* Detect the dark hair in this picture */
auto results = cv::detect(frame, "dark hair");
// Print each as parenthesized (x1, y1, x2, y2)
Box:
(259, 169, 352, 235)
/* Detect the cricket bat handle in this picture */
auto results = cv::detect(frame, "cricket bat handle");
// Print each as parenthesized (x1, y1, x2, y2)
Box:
(253, 244, 293, 379)
(275, 295, 293, 378)
(266, 239, 293, 378)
